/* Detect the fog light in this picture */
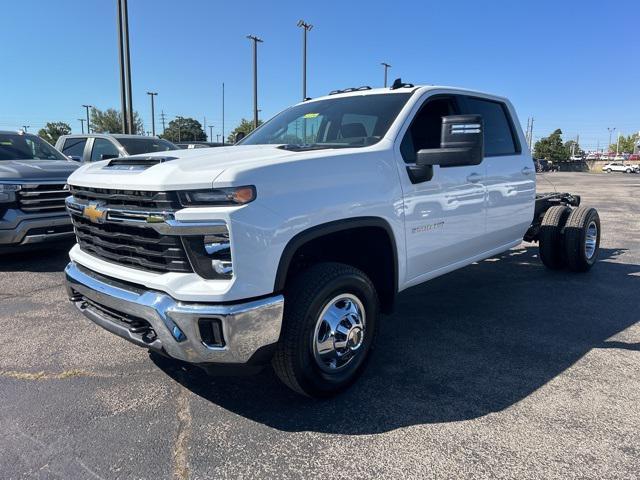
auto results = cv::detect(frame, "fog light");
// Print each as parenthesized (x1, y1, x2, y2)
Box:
(199, 318, 225, 348)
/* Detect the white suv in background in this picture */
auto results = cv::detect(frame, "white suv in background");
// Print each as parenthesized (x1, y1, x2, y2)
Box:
(602, 162, 639, 173)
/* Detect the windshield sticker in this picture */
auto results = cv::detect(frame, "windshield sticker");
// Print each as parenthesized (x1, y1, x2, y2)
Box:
(303, 113, 319, 119)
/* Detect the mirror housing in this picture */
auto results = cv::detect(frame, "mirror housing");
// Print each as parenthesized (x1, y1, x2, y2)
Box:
(417, 115, 484, 168)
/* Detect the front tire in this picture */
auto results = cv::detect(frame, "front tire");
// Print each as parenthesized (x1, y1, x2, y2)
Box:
(272, 262, 379, 397)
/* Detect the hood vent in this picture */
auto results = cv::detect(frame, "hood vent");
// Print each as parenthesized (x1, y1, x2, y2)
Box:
(104, 156, 179, 171)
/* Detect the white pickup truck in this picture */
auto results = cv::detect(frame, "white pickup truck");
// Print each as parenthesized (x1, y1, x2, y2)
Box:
(64, 81, 601, 397)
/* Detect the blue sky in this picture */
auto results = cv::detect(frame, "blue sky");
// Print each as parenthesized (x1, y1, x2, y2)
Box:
(1, 0, 638, 150)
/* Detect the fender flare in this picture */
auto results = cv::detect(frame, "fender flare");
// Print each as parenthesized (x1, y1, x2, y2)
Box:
(273, 216, 399, 295)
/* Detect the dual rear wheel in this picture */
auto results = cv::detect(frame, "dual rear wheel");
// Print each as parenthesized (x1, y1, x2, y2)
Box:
(539, 206, 600, 272)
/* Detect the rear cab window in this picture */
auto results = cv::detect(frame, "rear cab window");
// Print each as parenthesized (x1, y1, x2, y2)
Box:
(460, 97, 520, 156)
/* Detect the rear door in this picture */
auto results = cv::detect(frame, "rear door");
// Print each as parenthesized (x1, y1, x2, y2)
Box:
(396, 93, 488, 284)
(459, 96, 535, 249)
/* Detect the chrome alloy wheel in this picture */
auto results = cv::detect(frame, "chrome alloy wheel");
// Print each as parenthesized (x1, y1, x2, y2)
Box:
(312, 294, 366, 373)
(584, 220, 598, 259)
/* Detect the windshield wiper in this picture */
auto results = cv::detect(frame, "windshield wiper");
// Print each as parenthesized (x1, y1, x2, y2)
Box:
(277, 143, 354, 151)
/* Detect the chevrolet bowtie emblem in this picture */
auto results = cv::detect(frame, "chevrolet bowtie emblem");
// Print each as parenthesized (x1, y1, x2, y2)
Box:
(82, 203, 107, 224)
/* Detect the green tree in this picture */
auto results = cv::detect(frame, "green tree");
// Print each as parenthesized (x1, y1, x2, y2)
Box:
(227, 118, 263, 143)
(609, 133, 639, 154)
(534, 129, 569, 161)
(160, 117, 206, 142)
(37, 122, 71, 145)
(90, 108, 143, 134)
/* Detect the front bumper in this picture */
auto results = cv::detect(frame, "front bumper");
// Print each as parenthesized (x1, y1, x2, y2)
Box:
(65, 261, 284, 365)
(0, 209, 73, 246)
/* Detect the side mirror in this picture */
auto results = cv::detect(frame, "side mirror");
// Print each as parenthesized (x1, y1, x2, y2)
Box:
(234, 131, 246, 143)
(417, 115, 484, 168)
(101, 153, 118, 160)
(68, 155, 82, 162)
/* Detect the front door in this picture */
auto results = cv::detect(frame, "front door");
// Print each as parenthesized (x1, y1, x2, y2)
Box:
(396, 94, 487, 286)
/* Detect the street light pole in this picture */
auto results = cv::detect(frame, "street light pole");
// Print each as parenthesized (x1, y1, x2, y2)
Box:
(616, 132, 621, 156)
(116, 0, 128, 133)
(209, 125, 214, 142)
(146, 92, 157, 136)
(222, 82, 225, 144)
(121, 0, 134, 133)
(607, 127, 616, 154)
(381, 62, 392, 88)
(297, 20, 313, 100)
(78, 119, 85, 134)
(82, 105, 93, 134)
(246, 35, 263, 130)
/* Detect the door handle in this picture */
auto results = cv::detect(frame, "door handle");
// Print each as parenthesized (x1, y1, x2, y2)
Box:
(522, 166, 534, 175)
(466, 172, 482, 183)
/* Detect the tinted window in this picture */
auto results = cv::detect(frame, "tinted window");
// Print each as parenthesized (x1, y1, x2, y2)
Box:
(241, 93, 412, 149)
(463, 97, 517, 156)
(90, 138, 120, 161)
(62, 138, 87, 158)
(117, 138, 178, 155)
(0, 133, 67, 161)
(400, 97, 457, 163)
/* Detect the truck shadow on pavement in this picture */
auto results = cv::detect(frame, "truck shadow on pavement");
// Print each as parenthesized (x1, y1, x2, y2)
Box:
(153, 245, 639, 435)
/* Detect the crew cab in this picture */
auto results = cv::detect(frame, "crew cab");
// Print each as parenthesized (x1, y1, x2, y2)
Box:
(63, 82, 601, 397)
(0, 131, 78, 251)
(55, 134, 178, 163)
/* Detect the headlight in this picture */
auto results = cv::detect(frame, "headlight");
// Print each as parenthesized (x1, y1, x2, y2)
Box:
(0, 184, 21, 204)
(178, 186, 256, 207)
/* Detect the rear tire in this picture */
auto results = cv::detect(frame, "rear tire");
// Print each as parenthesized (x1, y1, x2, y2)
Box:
(539, 205, 571, 270)
(606, 169, 612, 173)
(272, 262, 379, 397)
(564, 207, 600, 272)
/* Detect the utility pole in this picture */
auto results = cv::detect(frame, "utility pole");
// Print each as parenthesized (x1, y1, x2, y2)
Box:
(216, 134, 220, 142)
(121, 0, 134, 133)
(203, 116, 206, 141)
(222, 82, 225, 144)
(78, 119, 85, 134)
(297, 20, 313, 100)
(525, 117, 531, 147)
(209, 125, 214, 142)
(616, 132, 621, 156)
(381, 62, 392, 88)
(160, 110, 166, 134)
(607, 127, 616, 154)
(246, 35, 263, 130)
(116, 0, 128, 133)
(146, 92, 157, 136)
(528, 117, 534, 154)
(82, 105, 93, 134)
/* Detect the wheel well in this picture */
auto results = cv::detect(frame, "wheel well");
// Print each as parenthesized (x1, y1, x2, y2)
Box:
(275, 221, 397, 314)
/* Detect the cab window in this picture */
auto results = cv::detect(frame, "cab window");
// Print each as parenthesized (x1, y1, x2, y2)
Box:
(400, 96, 458, 164)
(461, 97, 518, 156)
(90, 138, 120, 161)
(62, 137, 87, 158)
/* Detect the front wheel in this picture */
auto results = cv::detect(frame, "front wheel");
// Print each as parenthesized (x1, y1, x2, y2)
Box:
(272, 262, 379, 397)
(626, 168, 632, 173)
(606, 169, 612, 173)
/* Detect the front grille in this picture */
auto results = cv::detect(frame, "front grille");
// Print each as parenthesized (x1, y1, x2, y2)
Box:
(71, 215, 192, 273)
(17, 183, 68, 213)
(69, 185, 181, 211)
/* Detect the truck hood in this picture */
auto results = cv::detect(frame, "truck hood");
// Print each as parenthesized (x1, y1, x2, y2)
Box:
(0, 159, 79, 182)
(67, 145, 305, 190)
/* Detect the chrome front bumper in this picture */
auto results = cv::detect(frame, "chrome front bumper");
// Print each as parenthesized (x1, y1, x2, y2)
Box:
(65, 262, 284, 365)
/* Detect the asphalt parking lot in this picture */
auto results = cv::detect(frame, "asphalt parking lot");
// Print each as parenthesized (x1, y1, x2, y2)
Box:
(1, 172, 638, 479)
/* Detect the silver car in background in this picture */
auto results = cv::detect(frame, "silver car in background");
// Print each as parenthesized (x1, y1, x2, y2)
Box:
(55, 134, 178, 162)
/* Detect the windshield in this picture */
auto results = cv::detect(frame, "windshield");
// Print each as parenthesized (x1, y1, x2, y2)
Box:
(117, 137, 179, 155)
(240, 93, 412, 149)
(0, 133, 67, 161)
